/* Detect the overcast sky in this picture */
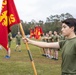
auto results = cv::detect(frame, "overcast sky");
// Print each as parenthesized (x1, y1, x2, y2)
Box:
(0, 0, 76, 22)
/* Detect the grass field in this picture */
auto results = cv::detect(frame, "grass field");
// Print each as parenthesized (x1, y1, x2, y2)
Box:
(0, 39, 62, 75)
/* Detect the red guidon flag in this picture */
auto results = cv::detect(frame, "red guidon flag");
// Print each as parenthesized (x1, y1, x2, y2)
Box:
(34, 25, 43, 40)
(0, 0, 20, 50)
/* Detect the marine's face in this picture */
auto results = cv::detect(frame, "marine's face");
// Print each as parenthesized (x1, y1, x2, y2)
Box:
(18, 32, 20, 35)
(49, 31, 52, 34)
(61, 23, 73, 37)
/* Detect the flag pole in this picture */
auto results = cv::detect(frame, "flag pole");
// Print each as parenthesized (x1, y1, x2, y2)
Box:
(19, 23, 37, 75)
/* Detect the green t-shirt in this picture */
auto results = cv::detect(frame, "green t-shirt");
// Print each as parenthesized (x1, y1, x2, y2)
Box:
(41, 36, 46, 42)
(16, 34, 22, 43)
(59, 37, 76, 74)
(41, 36, 49, 42)
(8, 33, 12, 47)
(48, 35, 53, 42)
(45, 37, 49, 42)
(8, 33, 12, 42)
(52, 35, 59, 42)
(59, 35, 65, 41)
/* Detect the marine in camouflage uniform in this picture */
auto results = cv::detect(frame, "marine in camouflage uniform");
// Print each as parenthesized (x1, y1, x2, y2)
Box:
(52, 31, 59, 60)
(15, 32, 22, 52)
(5, 32, 12, 59)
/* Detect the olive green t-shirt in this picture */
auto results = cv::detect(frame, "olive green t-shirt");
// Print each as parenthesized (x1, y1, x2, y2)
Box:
(48, 35, 53, 42)
(16, 34, 22, 43)
(8, 33, 12, 47)
(59, 35, 65, 41)
(8, 33, 12, 42)
(41, 36, 46, 42)
(52, 35, 59, 42)
(59, 37, 76, 74)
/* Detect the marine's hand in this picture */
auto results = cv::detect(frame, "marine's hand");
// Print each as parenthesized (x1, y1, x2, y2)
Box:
(22, 37, 30, 43)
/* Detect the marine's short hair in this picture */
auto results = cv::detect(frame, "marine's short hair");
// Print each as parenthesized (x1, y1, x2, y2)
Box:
(62, 18, 76, 32)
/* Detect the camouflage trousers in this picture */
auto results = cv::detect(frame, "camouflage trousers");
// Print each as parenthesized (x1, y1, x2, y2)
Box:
(62, 72, 76, 75)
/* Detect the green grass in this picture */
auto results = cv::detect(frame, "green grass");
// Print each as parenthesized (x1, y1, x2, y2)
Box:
(0, 39, 62, 75)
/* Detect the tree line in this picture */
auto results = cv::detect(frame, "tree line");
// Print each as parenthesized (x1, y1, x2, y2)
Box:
(11, 13, 73, 37)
